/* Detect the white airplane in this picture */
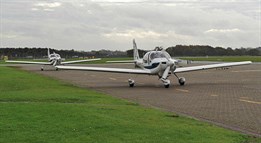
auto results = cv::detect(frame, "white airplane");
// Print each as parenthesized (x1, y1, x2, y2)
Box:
(56, 40, 252, 88)
(6, 48, 101, 71)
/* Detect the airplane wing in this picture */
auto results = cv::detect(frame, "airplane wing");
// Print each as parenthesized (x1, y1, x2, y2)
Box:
(5, 60, 52, 65)
(61, 58, 101, 64)
(56, 65, 151, 74)
(174, 61, 252, 73)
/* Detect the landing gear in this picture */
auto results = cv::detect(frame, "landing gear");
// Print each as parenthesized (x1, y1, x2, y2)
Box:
(164, 84, 170, 88)
(161, 78, 170, 88)
(161, 66, 171, 88)
(41, 67, 44, 71)
(174, 73, 186, 86)
(55, 67, 58, 71)
(128, 79, 135, 87)
(178, 77, 185, 86)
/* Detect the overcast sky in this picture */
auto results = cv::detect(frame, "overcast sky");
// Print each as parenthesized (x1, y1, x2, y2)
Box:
(1, 0, 260, 51)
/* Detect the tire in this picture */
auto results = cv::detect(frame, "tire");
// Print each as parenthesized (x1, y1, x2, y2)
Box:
(129, 83, 134, 87)
(164, 84, 170, 88)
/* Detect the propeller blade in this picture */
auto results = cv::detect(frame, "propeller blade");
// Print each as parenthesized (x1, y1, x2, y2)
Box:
(52, 59, 57, 66)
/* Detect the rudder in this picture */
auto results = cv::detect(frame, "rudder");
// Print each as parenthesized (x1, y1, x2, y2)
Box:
(133, 39, 140, 60)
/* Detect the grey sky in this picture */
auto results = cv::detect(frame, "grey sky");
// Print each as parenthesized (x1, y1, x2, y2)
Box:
(1, 0, 260, 51)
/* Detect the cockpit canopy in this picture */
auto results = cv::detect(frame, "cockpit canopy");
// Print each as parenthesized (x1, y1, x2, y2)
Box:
(50, 54, 61, 58)
(143, 51, 171, 63)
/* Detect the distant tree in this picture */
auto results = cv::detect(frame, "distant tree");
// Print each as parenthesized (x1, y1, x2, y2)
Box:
(1, 46, 260, 60)
(126, 49, 147, 57)
(247, 49, 260, 56)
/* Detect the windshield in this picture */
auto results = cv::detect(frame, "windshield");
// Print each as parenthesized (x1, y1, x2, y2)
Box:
(143, 51, 171, 63)
(150, 51, 170, 60)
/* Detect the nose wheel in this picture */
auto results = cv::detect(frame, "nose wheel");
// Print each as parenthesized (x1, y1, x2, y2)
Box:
(161, 78, 170, 88)
(128, 79, 135, 87)
(164, 84, 170, 88)
(41, 67, 44, 71)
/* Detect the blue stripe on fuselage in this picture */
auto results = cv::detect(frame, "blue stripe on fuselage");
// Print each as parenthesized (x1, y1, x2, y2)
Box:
(144, 62, 160, 69)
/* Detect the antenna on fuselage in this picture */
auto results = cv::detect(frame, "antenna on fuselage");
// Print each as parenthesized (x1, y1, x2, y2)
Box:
(133, 39, 140, 60)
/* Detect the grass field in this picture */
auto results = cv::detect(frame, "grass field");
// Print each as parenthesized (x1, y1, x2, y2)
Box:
(0, 66, 260, 143)
(180, 56, 261, 62)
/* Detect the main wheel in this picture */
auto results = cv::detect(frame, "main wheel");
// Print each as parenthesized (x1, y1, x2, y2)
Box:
(41, 67, 44, 71)
(129, 83, 134, 87)
(178, 77, 185, 86)
(128, 79, 135, 87)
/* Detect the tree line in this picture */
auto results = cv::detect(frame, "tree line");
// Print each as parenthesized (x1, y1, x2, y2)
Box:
(166, 45, 260, 57)
(126, 46, 260, 57)
(1, 45, 260, 60)
(0, 48, 126, 59)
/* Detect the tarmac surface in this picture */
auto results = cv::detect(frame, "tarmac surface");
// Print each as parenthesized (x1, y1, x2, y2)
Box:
(17, 63, 261, 136)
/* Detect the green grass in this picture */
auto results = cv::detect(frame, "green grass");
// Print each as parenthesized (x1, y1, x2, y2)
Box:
(0, 66, 260, 143)
(180, 56, 261, 62)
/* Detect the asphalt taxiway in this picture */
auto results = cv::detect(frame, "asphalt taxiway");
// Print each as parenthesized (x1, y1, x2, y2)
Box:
(19, 63, 261, 136)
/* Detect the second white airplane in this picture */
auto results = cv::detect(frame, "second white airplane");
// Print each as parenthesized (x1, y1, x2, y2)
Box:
(56, 40, 252, 88)
(6, 48, 101, 71)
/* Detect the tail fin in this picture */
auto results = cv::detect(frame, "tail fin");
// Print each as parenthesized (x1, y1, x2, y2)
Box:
(47, 48, 50, 58)
(133, 39, 140, 60)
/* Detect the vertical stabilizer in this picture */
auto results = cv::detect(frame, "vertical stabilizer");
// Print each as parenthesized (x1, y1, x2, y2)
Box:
(133, 39, 140, 60)
(47, 48, 50, 58)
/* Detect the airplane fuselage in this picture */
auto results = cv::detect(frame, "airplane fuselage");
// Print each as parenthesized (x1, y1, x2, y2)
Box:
(135, 51, 176, 77)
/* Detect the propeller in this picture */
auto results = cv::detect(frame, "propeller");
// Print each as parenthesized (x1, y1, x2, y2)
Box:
(50, 58, 58, 66)
(52, 59, 58, 66)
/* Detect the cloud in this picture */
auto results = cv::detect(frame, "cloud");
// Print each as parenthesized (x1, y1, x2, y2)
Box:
(205, 28, 241, 33)
(34, 2, 62, 8)
(91, 0, 147, 2)
(103, 30, 168, 39)
(1, 0, 260, 50)
(32, 2, 62, 11)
